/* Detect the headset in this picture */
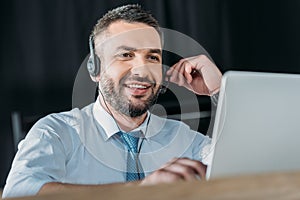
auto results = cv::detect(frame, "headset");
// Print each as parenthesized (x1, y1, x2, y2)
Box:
(87, 34, 169, 94)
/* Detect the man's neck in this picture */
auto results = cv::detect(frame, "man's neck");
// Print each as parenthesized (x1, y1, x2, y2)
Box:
(98, 97, 147, 132)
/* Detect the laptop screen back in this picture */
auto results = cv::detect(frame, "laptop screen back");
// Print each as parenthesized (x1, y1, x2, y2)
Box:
(206, 71, 300, 180)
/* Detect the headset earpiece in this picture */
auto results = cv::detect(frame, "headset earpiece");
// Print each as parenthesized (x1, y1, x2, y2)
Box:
(87, 35, 101, 77)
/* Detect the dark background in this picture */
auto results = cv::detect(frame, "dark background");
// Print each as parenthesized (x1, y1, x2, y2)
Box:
(1, 0, 300, 188)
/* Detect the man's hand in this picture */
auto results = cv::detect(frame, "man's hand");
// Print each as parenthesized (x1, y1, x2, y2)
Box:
(166, 55, 222, 96)
(140, 158, 207, 186)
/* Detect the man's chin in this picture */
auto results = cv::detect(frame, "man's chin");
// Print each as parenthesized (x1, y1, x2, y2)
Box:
(127, 93, 150, 102)
(119, 91, 158, 115)
(129, 102, 149, 111)
(121, 104, 148, 118)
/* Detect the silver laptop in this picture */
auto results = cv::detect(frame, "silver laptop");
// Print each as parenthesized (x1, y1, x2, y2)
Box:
(206, 71, 300, 180)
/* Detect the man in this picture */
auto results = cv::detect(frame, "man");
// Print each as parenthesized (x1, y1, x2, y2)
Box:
(3, 4, 222, 198)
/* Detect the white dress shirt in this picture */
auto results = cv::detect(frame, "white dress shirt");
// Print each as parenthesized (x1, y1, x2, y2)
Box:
(3, 99, 211, 198)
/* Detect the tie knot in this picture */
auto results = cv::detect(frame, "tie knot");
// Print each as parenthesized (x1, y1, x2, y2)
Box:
(119, 132, 139, 153)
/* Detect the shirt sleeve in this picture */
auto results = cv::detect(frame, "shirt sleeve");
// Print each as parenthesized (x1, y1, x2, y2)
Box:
(2, 117, 69, 198)
(192, 131, 212, 164)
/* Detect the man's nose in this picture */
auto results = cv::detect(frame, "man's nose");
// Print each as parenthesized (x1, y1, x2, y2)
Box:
(130, 57, 149, 77)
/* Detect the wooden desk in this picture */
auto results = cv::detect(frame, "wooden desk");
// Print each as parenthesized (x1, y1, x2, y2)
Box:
(6, 171, 300, 200)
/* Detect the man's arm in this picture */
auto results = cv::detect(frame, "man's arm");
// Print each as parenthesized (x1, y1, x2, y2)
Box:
(39, 157, 206, 195)
(38, 182, 134, 195)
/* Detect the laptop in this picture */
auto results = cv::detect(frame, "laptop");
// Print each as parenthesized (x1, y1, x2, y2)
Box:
(206, 71, 300, 180)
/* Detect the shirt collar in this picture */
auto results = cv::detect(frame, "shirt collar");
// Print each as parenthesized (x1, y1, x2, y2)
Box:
(92, 97, 149, 140)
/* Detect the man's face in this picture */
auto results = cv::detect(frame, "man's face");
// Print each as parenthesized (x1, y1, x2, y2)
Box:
(95, 21, 163, 117)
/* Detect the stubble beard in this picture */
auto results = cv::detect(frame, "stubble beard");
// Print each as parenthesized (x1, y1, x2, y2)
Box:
(99, 74, 159, 118)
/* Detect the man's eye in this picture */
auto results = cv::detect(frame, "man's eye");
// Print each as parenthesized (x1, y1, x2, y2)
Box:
(120, 53, 132, 58)
(149, 55, 160, 61)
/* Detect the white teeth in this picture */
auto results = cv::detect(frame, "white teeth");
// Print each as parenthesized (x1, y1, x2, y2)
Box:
(127, 84, 147, 89)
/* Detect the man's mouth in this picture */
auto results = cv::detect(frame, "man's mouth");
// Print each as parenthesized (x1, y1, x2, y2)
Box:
(126, 84, 150, 89)
(124, 82, 154, 96)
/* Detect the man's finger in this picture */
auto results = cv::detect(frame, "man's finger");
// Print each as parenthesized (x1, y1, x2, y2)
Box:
(173, 158, 207, 179)
(163, 162, 199, 181)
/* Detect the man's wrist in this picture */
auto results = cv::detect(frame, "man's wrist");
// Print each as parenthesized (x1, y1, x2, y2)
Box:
(210, 92, 219, 106)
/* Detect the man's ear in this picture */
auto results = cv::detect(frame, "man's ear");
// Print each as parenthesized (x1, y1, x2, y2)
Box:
(90, 74, 101, 82)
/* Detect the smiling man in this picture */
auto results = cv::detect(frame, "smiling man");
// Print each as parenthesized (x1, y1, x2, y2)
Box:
(3, 4, 222, 198)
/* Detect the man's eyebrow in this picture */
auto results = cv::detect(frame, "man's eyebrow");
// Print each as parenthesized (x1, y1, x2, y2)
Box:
(116, 46, 161, 54)
(116, 45, 137, 52)
(149, 49, 162, 54)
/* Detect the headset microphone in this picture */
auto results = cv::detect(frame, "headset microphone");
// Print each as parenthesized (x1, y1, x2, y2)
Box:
(159, 65, 169, 94)
(159, 85, 167, 94)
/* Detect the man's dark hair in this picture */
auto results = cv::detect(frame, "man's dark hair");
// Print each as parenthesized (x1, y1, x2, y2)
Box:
(92, 4, 161, 38)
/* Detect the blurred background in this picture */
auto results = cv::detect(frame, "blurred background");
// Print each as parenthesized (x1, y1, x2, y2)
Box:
(1, 0, 300, 188)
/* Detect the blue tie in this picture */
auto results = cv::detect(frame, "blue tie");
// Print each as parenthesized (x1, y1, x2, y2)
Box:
(119, 132, 145, 181)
